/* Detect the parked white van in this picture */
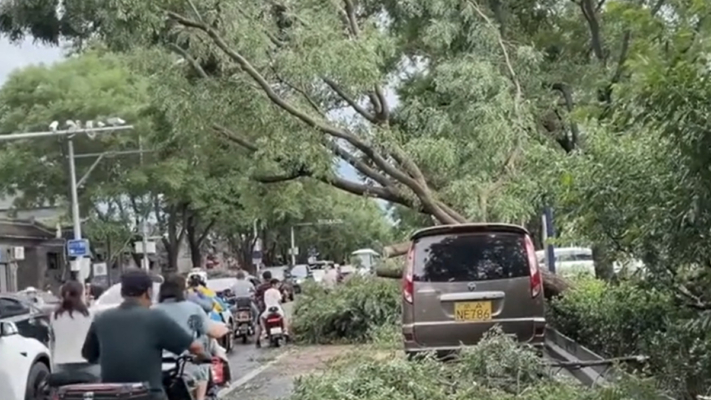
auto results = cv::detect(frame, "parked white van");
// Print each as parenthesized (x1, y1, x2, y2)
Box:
(537, 247, 646, 277)
(536, 247, 595, 276)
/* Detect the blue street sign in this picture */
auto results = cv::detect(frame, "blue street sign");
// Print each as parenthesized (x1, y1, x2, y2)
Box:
(67, 239, 90, 258)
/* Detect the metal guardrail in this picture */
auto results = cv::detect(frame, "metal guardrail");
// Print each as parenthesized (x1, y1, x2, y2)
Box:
(545, 327, 674, 399)
(545, 327, 607, 386)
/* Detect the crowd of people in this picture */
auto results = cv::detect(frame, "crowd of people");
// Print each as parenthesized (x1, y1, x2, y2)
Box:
(46, 267, 291, 400)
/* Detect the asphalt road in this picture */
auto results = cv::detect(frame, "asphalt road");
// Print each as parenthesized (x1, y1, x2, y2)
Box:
(223, 302, 293, 383)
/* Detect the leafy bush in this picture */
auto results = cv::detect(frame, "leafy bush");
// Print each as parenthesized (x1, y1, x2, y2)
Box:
(642, 321, 711, 399)
(291, 276, 400, 344)
(548, 278, 675, 357)
(549, 277, 711, 399)
(289, 327, 659, 400)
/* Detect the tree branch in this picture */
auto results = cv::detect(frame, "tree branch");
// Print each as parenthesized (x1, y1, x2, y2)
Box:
(166, 42, 208, 79)
(322, 77, 377, 123)
(217, 125, 457, 218)
(198, 219, 216, 244)
(213, 125, 258, 151)
(579, 0, 606, 64)
(551, 82, 581, 149)
(168, 11, 457, 222)
(340, 0, 389, 122)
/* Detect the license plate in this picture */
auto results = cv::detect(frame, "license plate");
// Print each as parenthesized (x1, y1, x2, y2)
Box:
(454, 301, 492, 321)
(237, 312, 250, 321)
(269, 327, 283, 335)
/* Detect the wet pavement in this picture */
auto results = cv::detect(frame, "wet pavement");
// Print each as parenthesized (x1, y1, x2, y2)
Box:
(221, 345, 361, 400)
(224, 302, 294, 383)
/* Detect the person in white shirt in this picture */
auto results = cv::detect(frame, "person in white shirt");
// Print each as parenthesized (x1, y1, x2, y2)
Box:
(50, 280, 98, 375)
(260, 279, 290, 337)
(322, 265, 339, 289)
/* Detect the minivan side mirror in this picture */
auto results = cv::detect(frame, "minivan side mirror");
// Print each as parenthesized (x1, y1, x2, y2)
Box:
(0, 321, 19, 337)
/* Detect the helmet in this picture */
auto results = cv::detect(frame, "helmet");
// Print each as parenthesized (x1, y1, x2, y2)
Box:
(187, 271, 207, 287)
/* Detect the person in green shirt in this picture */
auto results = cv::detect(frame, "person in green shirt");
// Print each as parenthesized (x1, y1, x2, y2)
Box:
(81, 269, 208, 400)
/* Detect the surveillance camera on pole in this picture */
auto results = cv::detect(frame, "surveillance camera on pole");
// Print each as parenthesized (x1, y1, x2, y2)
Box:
(107, 117, 125, 126)
(85, 120, 96, 139)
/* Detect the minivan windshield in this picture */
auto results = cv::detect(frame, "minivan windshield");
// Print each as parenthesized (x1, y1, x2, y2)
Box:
(413, 233, 530, 282)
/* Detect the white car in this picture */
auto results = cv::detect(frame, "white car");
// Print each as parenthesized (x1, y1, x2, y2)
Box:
(536, 247, 595, 276)
(536, 247, 646, 277)
(90, 281, 163, 314)
(0, 320, 51, 400)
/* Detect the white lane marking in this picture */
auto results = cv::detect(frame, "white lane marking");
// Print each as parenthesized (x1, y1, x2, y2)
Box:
(218, 349, 292, 398)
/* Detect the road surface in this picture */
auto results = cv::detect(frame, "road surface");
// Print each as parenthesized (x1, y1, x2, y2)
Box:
(221, 345, 369, 400)
(223, 302, 293, 385)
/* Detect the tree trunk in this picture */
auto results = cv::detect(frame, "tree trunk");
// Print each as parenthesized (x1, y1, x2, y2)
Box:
(186, 215, 202, 269)
(592, 243, 614, 281)
(163, 207, 182, 271)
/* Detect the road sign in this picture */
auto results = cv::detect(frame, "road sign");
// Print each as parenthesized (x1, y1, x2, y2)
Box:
(134, 241, 156, 254)
(70, 257, 91, 273)
(10, 247, 24, 261)
(93, 262, 107, 277)
(67, 239, 90, 258)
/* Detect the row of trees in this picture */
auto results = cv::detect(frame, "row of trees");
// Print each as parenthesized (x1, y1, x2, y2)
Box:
(0, 52, 393, 271)
(1, 0, 711, 304)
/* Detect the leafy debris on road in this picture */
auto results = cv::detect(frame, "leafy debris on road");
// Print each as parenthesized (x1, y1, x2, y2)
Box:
(287, 328, 661, 400)
(292, 276, 400, 344)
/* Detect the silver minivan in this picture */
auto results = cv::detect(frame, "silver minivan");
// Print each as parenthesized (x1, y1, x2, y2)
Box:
(401, 223, 546, 356)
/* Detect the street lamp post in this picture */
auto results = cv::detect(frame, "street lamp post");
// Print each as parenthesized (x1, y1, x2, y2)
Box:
(67, 139, 82, 242)
(0, 120, 135, 283)
(289, 219, 343, 266)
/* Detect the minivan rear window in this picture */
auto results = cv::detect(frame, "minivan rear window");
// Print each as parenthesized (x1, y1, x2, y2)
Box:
(413, 233, 529, 282)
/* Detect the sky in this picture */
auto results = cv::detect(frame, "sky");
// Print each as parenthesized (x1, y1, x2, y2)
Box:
(0, 37, 63, 84)
(0, 36, 362, 180)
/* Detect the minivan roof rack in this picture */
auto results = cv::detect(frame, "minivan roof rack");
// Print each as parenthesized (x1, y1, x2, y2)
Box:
(410, 223, 529, 241)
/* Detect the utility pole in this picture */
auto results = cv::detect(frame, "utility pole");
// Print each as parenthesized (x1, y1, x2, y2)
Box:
(290, 226, 296, 266)
(67, 139, 82, 241)
(139, 135, 149, 271)
(0, 120, 135, 283)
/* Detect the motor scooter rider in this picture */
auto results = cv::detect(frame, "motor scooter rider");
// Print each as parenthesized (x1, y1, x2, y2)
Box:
(81, 269, 209, 400)
(186, 274, 213, 313)
(231, 271, 260, 326)
(154, 274, 229, 400)
(253, 270, 275, 348)
(259, 278, 290, 342)
(186, 272, 229, 322)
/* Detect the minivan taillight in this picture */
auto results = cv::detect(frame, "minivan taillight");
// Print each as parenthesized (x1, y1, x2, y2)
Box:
(403, 245, 415, 304)
(524, 235, 542, 298)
